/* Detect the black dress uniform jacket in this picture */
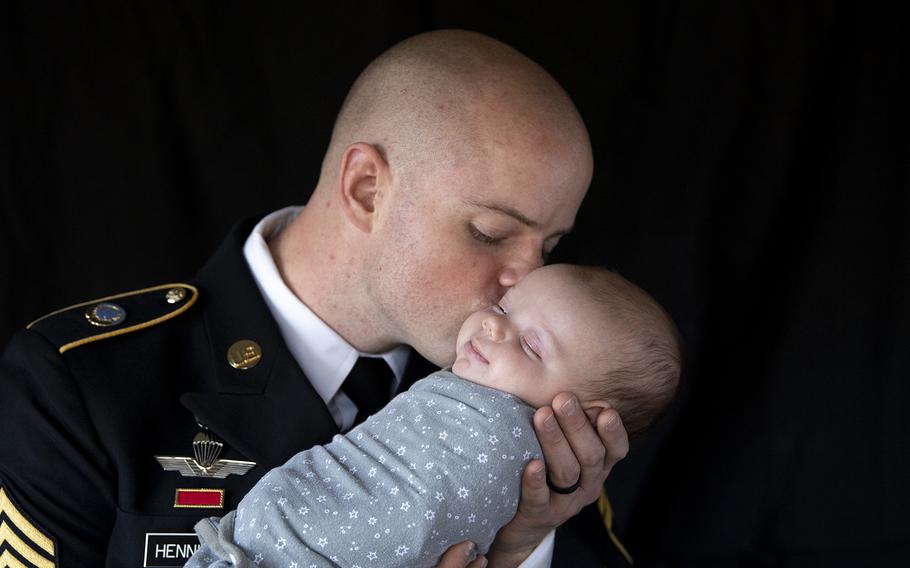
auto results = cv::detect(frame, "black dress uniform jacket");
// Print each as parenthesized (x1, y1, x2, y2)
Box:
(0, 219, 621, 567)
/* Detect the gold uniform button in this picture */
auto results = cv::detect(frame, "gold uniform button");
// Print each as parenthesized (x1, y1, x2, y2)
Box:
(85, 302, 126, 327)
(227, 339, 262, 370)
(165, 287, 187, 304)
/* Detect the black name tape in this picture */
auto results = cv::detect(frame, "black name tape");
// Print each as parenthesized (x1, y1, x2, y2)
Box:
(144, 533, 202, 567)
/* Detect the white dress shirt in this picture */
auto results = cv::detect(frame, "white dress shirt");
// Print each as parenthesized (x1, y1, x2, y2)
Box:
(243, 206, 554, 566)
(243, 206, 409, 432)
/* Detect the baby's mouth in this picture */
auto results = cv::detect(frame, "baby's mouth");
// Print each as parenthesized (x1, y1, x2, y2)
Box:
(465, 338, 490, 365)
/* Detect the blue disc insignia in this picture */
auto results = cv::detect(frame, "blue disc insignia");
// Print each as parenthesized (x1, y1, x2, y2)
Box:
(85, 302, 127, 327)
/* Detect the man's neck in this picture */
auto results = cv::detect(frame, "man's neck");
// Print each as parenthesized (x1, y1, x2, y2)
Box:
(268, 205, 400, 355)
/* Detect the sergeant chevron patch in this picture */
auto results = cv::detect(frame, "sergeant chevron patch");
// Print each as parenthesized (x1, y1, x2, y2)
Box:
(0, 487, 57, 568)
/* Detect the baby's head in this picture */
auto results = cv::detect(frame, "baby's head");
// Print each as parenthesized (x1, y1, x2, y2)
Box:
(452, 264, 681, 439)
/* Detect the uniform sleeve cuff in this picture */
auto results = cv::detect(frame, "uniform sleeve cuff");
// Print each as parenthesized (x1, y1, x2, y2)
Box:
(515, 529, 555, 568)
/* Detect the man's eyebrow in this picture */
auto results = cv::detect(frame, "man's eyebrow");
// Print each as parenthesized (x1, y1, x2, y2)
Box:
(466, 199, 540, 228)
(466, 200, 575, 237)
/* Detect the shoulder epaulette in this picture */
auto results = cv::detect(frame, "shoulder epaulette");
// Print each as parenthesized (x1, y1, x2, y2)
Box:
(26, 283, 199, 354)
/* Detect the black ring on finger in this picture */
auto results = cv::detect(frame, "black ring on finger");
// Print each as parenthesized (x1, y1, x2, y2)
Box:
(546, 474, 581, 495)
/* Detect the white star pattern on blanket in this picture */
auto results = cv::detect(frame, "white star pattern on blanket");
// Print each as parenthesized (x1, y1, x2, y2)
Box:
(187, 371, 542, 568)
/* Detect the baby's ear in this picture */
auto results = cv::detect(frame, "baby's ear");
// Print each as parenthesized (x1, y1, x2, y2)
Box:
(582, 399, 614, 425)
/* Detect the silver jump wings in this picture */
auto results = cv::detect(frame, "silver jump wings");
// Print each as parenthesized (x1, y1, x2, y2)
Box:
(155, 429, 256, 478)
(154, 455, 256, 478)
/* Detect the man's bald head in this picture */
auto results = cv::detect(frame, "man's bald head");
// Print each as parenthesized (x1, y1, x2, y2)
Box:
(318, 29, 591, 196)
(275, 30, 593, 364)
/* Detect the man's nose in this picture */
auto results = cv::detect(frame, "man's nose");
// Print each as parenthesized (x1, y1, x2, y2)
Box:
(497, 247, 544, 288)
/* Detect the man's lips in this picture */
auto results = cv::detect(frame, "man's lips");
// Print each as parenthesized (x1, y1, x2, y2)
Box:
(465, 338, 489, 365)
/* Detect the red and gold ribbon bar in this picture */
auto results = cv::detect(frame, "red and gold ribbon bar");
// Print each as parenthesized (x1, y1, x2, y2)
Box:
(174, 488, 225, 509)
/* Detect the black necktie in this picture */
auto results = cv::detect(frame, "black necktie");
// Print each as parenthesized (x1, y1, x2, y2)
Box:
(341, 357, 394, 427)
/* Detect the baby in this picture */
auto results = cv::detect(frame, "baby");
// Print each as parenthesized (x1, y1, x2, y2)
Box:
(186, 264, 680, 567)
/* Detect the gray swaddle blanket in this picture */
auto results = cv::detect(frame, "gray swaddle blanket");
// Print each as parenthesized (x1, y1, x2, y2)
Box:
(186, 370, 542, 567)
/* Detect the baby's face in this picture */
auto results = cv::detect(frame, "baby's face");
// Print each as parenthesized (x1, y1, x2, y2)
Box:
(452, 265, 607, 409)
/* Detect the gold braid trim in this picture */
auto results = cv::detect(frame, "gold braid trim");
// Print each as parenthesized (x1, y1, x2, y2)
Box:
(26, 283, 199, 354)
(598, 489, 634, 565)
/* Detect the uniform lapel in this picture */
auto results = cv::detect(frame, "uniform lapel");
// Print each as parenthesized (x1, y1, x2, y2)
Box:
(399, 350, 438, 393)
(180, 218, 338, 468)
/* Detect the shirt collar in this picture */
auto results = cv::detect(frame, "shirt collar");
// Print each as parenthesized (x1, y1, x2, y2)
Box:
(242, 206, 409, 404)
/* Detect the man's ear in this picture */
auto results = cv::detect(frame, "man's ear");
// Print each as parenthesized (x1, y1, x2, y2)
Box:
(338, 142, 389, 233)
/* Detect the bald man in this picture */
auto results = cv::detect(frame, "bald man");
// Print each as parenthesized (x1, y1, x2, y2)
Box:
(0, 30, 629, 567)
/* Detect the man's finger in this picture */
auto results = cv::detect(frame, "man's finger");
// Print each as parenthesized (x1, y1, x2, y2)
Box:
(434, 541, 480, 568)
(596, 406, 629, 471)
(551, 393, 607, 485)
(467, 555, 488, 568)
(532, 406, 581, 488)
(517, 459, 549, 515)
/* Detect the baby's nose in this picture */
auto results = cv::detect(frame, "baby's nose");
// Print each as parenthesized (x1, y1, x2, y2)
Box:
(482, 317, 506, 342)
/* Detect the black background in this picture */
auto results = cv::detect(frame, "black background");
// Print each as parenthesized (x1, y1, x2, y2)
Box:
(3, 2, 908, 565)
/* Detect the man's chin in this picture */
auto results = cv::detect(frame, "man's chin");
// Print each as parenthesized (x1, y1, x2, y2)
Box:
(411, 341, 456, 369)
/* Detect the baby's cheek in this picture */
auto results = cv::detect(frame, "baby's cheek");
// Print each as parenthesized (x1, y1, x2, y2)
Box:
(452, 358, 483, 384)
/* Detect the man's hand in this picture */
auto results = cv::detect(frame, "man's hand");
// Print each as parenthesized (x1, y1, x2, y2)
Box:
(486, 393, 629, 567)
(436, 541, 488, 568)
